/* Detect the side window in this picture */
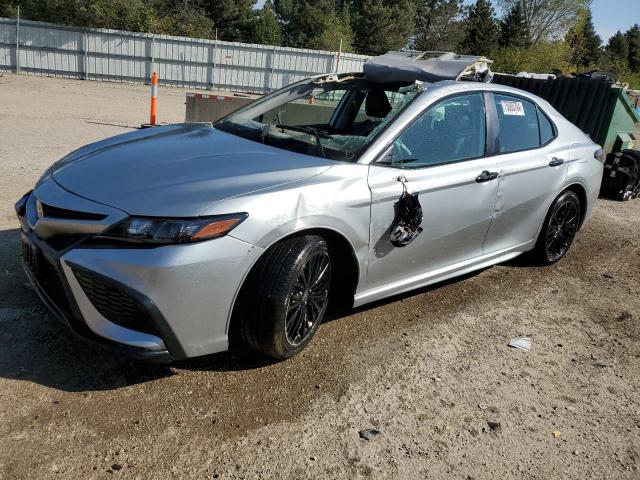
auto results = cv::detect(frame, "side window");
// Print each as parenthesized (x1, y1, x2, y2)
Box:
(495, 94, 539, 153)
(384, 93, 486, 169)
(538, 108, 555, 145)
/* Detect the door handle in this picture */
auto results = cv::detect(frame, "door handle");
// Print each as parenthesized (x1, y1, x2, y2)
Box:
(549, 157, 565, 167)
(475, 170, 499, 183)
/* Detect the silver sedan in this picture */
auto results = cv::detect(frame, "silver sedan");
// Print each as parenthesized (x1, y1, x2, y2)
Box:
(16, 73, 604, 361)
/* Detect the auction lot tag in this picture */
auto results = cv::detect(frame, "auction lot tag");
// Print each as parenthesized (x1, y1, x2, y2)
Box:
(501, 100, 525, 116)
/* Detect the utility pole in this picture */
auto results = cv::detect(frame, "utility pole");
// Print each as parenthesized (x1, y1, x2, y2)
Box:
(335, 38, 342, 73)
(15, 6, 20, 74)
(211, 28, 218, 90)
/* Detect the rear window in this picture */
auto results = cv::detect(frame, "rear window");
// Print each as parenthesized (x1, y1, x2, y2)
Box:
(495, 94, 539, 153)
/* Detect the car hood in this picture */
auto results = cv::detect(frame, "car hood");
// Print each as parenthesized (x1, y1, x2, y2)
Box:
(51, 123, 334, 216)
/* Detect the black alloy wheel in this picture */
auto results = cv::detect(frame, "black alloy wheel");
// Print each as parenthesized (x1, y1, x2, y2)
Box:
(545, 197, 579, 262)
(285, 250, 331, 346)
(237, 235, 333, 359)
(531, 190, 581, 265)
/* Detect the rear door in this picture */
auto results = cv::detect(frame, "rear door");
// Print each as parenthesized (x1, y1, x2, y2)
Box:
(482, 93, 570, 254)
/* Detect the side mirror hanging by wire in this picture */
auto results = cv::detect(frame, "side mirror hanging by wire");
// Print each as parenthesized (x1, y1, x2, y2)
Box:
(389, 176, 424, 247)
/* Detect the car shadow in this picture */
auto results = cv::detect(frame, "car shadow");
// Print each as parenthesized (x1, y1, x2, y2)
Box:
(0, 227, 289, 391)
(0, 225, 492, 391)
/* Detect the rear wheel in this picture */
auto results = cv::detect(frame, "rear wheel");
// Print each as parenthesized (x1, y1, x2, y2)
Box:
(238, 235, 331, 359)
(531, 190, 581, 265)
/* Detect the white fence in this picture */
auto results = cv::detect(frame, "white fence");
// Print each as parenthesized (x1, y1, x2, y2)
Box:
(0, 17, 369, 93)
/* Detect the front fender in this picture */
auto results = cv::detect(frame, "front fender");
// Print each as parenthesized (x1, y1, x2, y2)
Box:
(201, 163, 373, 290)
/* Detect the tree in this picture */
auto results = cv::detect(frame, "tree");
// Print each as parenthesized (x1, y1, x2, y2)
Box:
(460, 0, 498, 56)
(599, 30, 630, 76)
(351, 0, 415, 55)
(1, 0, 215, 37)
(565, 7, 601, 68)
(606, 30, 629, 61)
(274, 0, 336, 48)
(499, 0, 530, 48)
(246, 0, 283, 46)
(203, 0, 254, 41)
(155, 1, 215, 39)
(413, 0, 466, 52)
(491, 40, 572, 73)
(497, 0, 591, 45)
(626, 24, 640, 73)
(307, 2, 354, 52)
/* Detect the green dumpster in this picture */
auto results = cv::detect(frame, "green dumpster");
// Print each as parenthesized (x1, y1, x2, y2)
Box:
(598, 87, 640, 155)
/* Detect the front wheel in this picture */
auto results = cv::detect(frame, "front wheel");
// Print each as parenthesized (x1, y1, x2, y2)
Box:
(238, 235, 332, 359)
(531, 190, 581, 265)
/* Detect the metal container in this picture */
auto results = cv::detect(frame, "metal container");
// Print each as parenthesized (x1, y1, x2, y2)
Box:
(493, 74, 639, 154)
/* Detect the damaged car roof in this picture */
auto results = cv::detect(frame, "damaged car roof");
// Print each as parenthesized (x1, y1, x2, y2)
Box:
(363, 51, 493, 84)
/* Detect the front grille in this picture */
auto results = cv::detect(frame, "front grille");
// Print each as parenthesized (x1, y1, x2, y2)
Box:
(40, 203, 107, 221)
(72, 269, 158, 336)
(23, 242, 72, 315)
(46, 234, 89, 251)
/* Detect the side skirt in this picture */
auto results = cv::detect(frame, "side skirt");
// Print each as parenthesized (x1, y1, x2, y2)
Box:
(353, 240, 534, 307)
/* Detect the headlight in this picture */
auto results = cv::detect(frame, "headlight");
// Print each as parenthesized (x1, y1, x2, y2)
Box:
(96, 213, 248, 245)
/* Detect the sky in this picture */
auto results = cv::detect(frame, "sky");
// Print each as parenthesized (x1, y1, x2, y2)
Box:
(255, 0, 639, 43)
(461, 0, 639, 42)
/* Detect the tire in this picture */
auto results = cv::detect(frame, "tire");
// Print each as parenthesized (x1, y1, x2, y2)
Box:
(238, 235, 332, 359)
(530, 190, 581, 265)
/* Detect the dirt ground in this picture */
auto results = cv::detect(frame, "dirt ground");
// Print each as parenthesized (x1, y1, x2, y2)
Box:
(1, 73, 639, 480)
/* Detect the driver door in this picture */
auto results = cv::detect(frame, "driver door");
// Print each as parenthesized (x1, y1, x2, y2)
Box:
(364, 92, 499, 298)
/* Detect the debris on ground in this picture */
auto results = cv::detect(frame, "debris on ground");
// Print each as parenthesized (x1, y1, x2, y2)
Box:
(508, 336, 532, 352)
(487, 421, 501, 431)
(616, 311, 632, 322)
(359, 429, 381, 441)
(552, 431, 562, 439)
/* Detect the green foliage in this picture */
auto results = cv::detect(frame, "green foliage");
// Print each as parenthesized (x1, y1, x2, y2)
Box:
(413, 0, 465, 52)
(1, 0, 214, 36)
(307, 2, 354, 52)
(2, 0, 636, 90)
(0, 0, 19, 17)
(274, 0, 333, 48)
(606, 31, 629, 62)
(246, 0, 283, 46)
(491, 41, 572, 74)
(351, 0, 415, 55)
(565, 8, 601, 68)
(617, 72, 640, 90)
(154, 2, 215, 39)
(499, 0, 530, 48)
(626, 24, 640, 73)
(203, 0, 254, 41)
(460, 0, 498, 56)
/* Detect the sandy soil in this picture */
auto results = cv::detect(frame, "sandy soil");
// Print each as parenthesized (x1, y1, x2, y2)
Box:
(0, 73, 639, 479)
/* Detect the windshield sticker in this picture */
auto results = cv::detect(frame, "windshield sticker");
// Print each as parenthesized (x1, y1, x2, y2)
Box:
(501, 100, 525, 116)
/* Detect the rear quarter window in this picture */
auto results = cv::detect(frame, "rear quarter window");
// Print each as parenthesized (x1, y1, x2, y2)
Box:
(538, 109, 555, 145)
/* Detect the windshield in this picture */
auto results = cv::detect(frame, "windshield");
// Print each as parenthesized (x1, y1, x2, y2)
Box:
(213, 75, 422, 162)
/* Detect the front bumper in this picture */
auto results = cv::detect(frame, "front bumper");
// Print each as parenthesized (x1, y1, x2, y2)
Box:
(16, 182, 263, 361)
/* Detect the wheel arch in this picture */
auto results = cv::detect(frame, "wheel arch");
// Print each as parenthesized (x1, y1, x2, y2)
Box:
(563, 182, 588, 228)
(226, 227, 360, 339)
